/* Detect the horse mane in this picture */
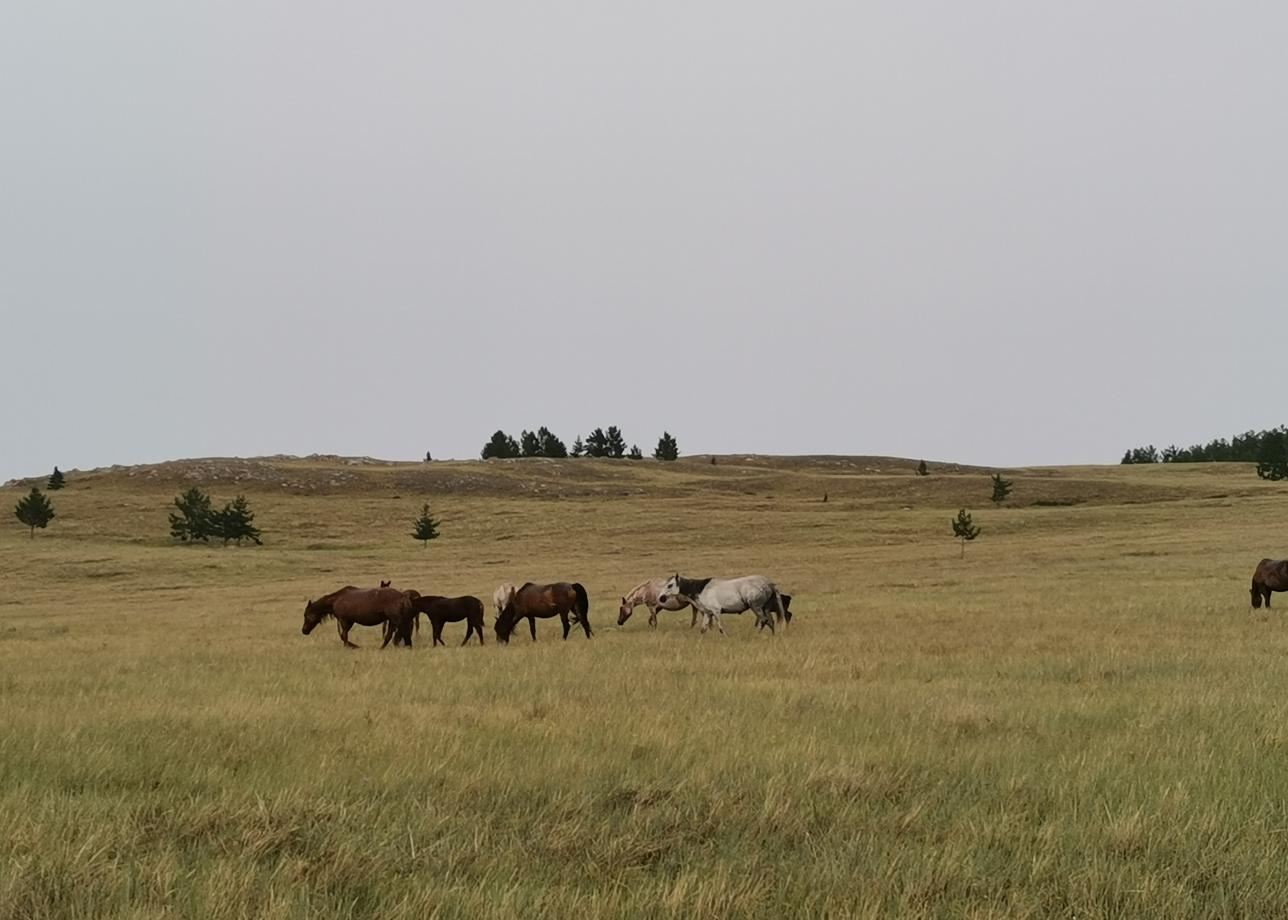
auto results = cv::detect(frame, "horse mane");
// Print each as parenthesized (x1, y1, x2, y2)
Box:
(676, 576, 711, 598)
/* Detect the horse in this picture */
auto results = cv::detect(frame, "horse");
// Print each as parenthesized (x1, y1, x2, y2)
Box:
(658, 574, 787, 635)
(1251, 559, 1288, 609)
(617, 578, 693, 627)
(495, 582, 591, 643)
(302, 586, 416, 648)
(410, 594, 487, 646)
(493, 583, 517, 618)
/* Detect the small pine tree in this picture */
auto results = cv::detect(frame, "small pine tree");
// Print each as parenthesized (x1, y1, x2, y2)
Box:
(14, 487, 55, 539)
(424, 451, 432, 462)
(481, 430, 520, 459)
(628, 445, 643, 460)
(411, 503, 441, 547)
(916, 459, 929, 476)
(990, 473, 1013, 503)
(47, 467, 65, 490)
(215, 495, 262, 546)
(585, 428, 609, 458)
(570, 435, 585, 458)
(169, 487, 215, 543)
(653, 431, 679, 461)
(951, 509, 981, 557)
(606, 426, 627, 459)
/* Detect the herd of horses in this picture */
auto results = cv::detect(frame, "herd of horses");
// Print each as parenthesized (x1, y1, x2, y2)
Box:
(300, 575, 794, 648)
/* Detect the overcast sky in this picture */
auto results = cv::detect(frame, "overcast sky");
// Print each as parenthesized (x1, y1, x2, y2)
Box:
(2, 2, 1284, 480)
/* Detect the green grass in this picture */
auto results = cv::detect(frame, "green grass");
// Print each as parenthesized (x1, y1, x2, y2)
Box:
(3, 455, 1288, 918)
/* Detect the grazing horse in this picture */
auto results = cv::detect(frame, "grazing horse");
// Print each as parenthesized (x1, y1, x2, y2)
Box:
(658, 574, 787, 635)
(495, 582, 591, 643)
(493, 583, 517, 618)
(617, 578, 693, 628)
(302, 586, 415, 649)
(1251, 559, 1288, 609)
(410, 594, 487, 646)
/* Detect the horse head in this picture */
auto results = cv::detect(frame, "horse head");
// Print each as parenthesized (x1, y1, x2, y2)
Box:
(658, 574, 682, 606)
(494, 605, 515, 643)
(617, 596, 633, 626)
(380, 580, 391, 588)
(302, 598, 327, 634)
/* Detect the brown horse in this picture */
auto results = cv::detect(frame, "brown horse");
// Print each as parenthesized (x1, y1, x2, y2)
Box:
(409, 594, 487, 646)
(495, 582, 591, 643)
(1251, 559, 1288, 609)
(302, 586, 415, 648)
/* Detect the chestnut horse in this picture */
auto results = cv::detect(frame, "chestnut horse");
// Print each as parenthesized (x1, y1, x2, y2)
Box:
(1251, 559, 1288, 609)
(302, 586, 415, 648)
(410, 594, 487, 646)
(495, 582, 591, 643)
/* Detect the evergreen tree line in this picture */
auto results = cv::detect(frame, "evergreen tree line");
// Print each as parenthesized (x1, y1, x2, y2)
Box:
(1121, 427, 1287, 466)
(481, 427, 679, 461)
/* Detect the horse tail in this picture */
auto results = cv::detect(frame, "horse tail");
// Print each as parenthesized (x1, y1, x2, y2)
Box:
(573, 583, 590, 619)
(1253, 578, 1264, 609)
(771, 586, 788, 626)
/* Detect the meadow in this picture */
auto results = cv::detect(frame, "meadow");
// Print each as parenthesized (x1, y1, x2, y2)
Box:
(3, 454, 1288, 919)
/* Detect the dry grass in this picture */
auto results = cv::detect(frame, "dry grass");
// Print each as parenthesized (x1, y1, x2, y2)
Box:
(3, 455, 1287, 918)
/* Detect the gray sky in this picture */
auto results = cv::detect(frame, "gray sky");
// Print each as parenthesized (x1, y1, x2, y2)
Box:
(3, 2, 1285, 481)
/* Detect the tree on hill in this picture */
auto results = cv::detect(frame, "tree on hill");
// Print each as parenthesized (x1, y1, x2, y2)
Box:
(47, 467, 65, 490)
(606, 426, 627, 459)
(520, 429, 542, 458)
(1257, 429, 1288, 481)
(653, 432, 679, 461)
(411, 503, 441, 547)
(951, 509, 981, 557)
(214, 496, 262, 546)
(481, 430, 520, 459)
(585, 428, 609, 458)
(570, 435, 585, 458)
(424, 451, 432, 462)
(169, 487, 215, 543)
(990, 473, 1013, 504)
(537, 427, 567, 458)
(14, 487, 55, 539)
(916, 459, 929, 476)
(628, 445, 643, 460)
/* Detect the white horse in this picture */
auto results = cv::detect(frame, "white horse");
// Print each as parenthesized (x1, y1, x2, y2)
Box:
(617, 578, 694, 628)
(658, 574, 787, 635)
(492, 583, 517, 619)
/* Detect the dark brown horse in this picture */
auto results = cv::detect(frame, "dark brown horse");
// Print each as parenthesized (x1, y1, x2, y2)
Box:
(1251, 559, 1288, 609)
(409, 594, 487, 646)
(495, 582, 591, 643)
(302, 586, 415, 648)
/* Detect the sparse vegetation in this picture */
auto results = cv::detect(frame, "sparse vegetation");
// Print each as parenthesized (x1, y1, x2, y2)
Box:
(168, 486, 215, 542)
(214, 495, 262, 546)
(991, 472, 1013, 503)
(654, 431, 679, 461)
(13, 487, 54, 538)
(411, 502, 441, 547)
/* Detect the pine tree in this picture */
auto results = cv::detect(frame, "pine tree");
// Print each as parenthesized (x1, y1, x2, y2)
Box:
(570, 435, 585, 458)
(606, 426, 626, 459)
(411, 503, 441, 547)
(628, 445, 643, 460)
(215, 495, 262, 545)
(653, 431, 679, 461)
(536, 427, 567, 458)
(990, 473, 1013, 504)
(951, 509, 981, 557)
(916, 459, 929, 476)
(424, 451, 433, 462)
(481, 430, 520, 459)
(586, 428, 609, 458)
(14, 487, 54, 539)
(47, 467, 65, 490)
(169, 487, 215, 543)
(1257, 430, 1288, 481)
(520, 430, 542, 457)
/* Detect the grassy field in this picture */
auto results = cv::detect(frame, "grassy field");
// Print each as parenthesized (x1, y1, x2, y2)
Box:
(3, 454, 1288, 918)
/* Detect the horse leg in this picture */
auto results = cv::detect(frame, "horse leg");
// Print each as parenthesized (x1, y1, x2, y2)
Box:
(580, 609, 592, 639)
(462, 622, 475, 646)
(690, 605, 698, 628)
(433, 620, 445, 647)
(339, 620, 359, 649)
(528, 616, 537, 641)
(380, 619, 394, 649)
(561, 612, 571, 640)
(647, 604, 658, 629)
